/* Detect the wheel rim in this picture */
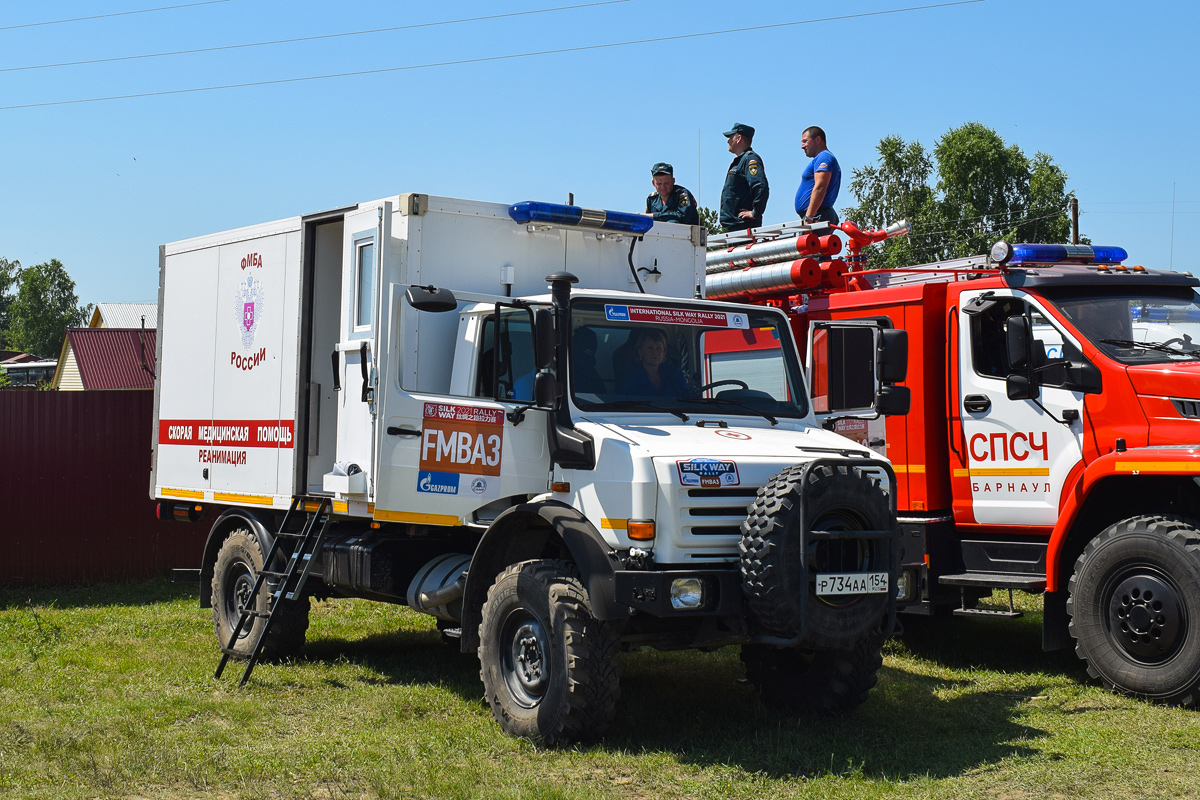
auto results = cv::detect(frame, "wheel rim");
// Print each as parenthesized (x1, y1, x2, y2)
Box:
(811, 507, 877, 608)
(500, 610, 550, 708)
(223, 562, 256, 640)
(1104, 568, 1186, 664)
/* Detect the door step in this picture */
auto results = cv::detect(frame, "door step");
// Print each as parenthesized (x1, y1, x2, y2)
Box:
(938, 572, 1046, 592)
(952, 606, 1022, 619)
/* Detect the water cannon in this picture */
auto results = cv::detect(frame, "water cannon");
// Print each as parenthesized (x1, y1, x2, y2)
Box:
(836, 219, 911, 272)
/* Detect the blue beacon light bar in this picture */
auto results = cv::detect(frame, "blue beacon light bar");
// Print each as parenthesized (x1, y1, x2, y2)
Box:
(508, 201, 654, 235)
(1009, 243, 1128, 265)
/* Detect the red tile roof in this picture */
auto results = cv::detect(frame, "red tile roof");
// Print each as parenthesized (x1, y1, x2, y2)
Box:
(66, 328, 157, 390)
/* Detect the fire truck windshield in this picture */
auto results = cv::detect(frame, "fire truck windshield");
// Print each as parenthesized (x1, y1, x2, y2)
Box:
(568, 299, 808, 419)
(1049, 288, 1200, 363)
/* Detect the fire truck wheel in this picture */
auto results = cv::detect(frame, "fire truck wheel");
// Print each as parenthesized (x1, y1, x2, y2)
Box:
(1068, 515, 1200, 706)
(478, 559, 621, 745)
(741, 463, 893, 649)
(740, 633, 884, 716)
(211, 528, 309, 661)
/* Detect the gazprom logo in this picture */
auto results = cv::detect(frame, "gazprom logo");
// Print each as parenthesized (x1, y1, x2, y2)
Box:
(604, 304, 630, 322)
(417, 470, 458, 495)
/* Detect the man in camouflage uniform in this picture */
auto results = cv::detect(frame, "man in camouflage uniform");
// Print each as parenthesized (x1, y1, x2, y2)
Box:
(644, 162, 700, 226)
(719, 123, 769, 232)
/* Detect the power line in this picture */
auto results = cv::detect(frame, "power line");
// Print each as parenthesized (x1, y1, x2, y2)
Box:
(0, 0, 985, 111)
(0, 1, 632, 74)
(0, 1, 231, 32)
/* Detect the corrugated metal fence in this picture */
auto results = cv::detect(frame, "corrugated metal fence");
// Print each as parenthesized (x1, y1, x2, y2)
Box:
(0, 390, 211, 586)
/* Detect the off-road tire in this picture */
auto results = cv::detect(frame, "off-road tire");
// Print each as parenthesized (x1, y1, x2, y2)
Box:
(741, 632, 884, 715)
(211, 528, 310, 660)
(1067, 515, 1200, 706)
(478, 559, 620, 745)
(740, 463, 893, 649)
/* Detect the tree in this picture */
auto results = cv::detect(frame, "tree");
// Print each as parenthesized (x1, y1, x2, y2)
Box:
(842, 123, 1077, 268)
(0, 257, 18, 348)
(698, 206, 721, 236)
(6, 259, 92, 358)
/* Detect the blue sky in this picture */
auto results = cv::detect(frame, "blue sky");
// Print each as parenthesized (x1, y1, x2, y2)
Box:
(2, 0, 1198, 306)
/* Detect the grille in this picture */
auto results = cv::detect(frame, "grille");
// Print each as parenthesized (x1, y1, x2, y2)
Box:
(678, 487, 759, 537)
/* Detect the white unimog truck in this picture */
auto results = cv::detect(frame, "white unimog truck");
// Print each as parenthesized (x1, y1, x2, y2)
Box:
(152, 194, 910, 744)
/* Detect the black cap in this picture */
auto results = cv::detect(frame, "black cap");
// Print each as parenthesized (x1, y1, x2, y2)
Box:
(723, 123, 754, 138)
(650, 162, 673, 176)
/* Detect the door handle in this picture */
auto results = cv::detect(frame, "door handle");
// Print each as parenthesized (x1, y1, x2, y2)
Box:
(360, 341, 373, 403)
(963, 394, 992, 414)
(331, 349, 341, 392)
(386, 426, 421, 437)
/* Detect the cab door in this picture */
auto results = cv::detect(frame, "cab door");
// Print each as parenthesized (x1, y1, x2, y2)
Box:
(371, 301, 550, 525)
(330, 202, 390, 500)
(956, 288, 1084, 525)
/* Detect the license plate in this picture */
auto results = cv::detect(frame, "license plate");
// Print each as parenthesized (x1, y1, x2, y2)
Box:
(816, 572, 889, 596)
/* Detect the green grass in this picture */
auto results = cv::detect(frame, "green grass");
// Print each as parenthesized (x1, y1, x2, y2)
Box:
(1, 582, 1197, 800)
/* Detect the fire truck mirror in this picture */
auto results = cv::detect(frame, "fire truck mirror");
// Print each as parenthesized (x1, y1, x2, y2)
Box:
(534, 308, 556, 370)
(876, 328, 908, 384)
(1006, 373, 1038, 401)
(875, 384, 911, 416)
(1005, 314, 1033, 371)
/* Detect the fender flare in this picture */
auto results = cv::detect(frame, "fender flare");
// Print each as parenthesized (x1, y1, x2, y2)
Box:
(198, 506, 276, 608)
(459, 499, 621, 652)
(1047, 448, 1200, 592)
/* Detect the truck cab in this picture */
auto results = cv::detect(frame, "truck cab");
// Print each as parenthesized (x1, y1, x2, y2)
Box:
(781, 240, 1200, 707)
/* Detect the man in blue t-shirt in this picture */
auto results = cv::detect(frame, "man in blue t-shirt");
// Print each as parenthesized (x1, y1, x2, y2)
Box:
(794, 126, 841, 226)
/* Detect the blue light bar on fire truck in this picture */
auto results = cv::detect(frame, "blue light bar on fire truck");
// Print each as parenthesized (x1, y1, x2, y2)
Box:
(508, 201, 654, 235)
(991, 241, 1128, 266)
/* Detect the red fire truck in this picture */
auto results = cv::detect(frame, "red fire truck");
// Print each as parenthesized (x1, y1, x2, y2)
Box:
(707, 224, 1200, 706)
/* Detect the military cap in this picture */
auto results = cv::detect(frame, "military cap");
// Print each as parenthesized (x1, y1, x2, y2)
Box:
(723, 123, 755, 138)
(650, 162, 673, 176)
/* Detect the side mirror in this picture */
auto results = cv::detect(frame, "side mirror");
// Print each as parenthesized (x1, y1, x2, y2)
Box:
(534, 309, 556, 371)
(877, 328, 908, 384)
(1005, 315, 1032, 371)
(534, 370, 558, 408)
(876, 384, 910, 416)
(1006, 374, 1037, 401)
(405, 285, 457, 313)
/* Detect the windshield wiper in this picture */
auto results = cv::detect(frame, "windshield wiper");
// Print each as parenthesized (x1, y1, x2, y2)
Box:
(1099, 339, 1200, 359)
(677, 396, 780, 426)
(597, 399, 690, 422)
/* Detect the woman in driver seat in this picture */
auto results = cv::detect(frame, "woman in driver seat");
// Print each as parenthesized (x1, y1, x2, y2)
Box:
(617, 328, 693, 398)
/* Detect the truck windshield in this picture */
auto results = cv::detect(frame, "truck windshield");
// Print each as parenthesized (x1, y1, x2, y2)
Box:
(568, 299, 808, 419)
(1047, 288, 1200, 363)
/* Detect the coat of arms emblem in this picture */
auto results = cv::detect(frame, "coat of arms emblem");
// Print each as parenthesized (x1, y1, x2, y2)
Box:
(234, 275, 265, 349)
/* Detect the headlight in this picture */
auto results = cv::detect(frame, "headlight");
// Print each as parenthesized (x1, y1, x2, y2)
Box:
(670, 577, 704, 610)
(896, 569, 917, 602)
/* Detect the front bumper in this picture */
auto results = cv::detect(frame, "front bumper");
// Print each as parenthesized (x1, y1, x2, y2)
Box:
(614, 568, 742, 616)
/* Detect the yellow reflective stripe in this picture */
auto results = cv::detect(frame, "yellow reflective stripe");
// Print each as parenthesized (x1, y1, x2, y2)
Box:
(1118, 462, 1200, 473)
(212, 492, 275, 506)
(968, 468, 1050, 477)
(160, 487, 204, 500)
(953, 469, 969, 477)
(373, 509, 460, 526)
(601, 518, 628, 529)
(333, 501, 349, 514)
(892, 465, 926, 474)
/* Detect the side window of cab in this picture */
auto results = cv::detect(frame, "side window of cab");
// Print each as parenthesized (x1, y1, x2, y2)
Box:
(476, 309, 536, 402)
(970, 297, 1083, 390)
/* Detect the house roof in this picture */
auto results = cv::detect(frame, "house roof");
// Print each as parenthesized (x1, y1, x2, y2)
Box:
(2, 352, 41, 364)
(58, 328, 157, 390)
(89, 303, 158, 329)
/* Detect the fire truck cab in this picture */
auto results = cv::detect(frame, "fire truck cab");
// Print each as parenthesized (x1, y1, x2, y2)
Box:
(710, 229, 1200, 707)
